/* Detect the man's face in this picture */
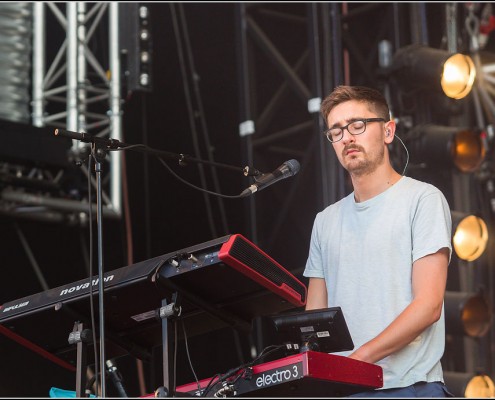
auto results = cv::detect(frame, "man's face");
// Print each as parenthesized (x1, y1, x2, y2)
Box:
(326, 100, 387, 177)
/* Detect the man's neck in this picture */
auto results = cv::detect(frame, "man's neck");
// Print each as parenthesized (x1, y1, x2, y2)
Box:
(351, 165, 402, 203)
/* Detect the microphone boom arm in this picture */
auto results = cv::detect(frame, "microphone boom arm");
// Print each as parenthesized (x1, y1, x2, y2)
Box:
(54, 128, 261, 177)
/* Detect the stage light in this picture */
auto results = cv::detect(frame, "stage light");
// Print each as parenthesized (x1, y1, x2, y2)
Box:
(445, 291, 491, 338)
(451, 211, 488, 262)
(392, 44, 476, 99)
(441, 53, 476, 99)
(119, 3, 153, 94)
(444, 372, 495, 398)
(408, 124, 486, 173)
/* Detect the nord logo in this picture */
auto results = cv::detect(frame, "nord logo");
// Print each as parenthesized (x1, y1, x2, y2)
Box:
(3, 301, 29, 313)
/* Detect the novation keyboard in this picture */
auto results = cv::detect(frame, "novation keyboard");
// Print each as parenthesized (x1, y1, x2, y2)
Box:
(0, 234, 307, 366)
(175, 350, 383, 397)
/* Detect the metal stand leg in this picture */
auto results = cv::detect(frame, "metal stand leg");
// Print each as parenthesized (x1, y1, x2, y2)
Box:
(68, 322, 91, 398)
(155, 294, 181, 398)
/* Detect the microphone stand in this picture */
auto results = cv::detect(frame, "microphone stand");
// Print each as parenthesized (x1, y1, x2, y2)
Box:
(92, 142, 107, 397)
(54, 128, 260, 397)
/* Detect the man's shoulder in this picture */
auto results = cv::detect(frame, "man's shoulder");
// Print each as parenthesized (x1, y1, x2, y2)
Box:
(323, 192, 353, 211)
(400, 176, 443, 194)
(400, 176, 450, 210)
(313, 194, 351, 223)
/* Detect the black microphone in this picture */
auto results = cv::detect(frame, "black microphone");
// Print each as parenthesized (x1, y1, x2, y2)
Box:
(240, 159, 300, 197)
(54, 128, 123, 149)
(105, 359, 129, 398)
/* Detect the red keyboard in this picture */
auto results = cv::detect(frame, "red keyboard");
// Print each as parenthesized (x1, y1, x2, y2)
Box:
(175, 350, 383, 397)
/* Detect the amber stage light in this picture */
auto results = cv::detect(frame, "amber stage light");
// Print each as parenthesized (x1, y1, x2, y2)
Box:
(445, 291, 491, 338)
(393, 44, 476, 99)
(408, 125, 486, 173)
(451, 211, 489, 262)
(444, 372, 495, 398)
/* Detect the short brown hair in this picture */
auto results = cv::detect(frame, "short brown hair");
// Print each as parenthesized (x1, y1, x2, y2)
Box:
(320, 85, 390, 123)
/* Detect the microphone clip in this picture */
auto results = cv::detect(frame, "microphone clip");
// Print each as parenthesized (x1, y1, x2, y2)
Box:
(243, 166, 261, 177)
(240, 159, 300, 197)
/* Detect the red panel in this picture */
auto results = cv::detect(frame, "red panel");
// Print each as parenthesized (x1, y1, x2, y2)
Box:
(303, 351, 383, 388)
(219, 234, 307, 307)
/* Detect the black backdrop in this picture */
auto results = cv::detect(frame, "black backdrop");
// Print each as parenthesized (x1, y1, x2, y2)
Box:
(0, 3, 313, 397)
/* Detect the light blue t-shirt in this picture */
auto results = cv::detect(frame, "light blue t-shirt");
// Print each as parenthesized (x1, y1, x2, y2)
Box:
(303, 176, 452, 389)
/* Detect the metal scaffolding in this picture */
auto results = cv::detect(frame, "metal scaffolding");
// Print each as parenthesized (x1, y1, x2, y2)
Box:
(235, 3, 343, 254)
(0, 2, 122, 225)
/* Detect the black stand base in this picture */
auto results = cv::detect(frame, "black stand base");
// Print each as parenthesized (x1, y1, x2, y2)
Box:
(154, 386, 169, 398)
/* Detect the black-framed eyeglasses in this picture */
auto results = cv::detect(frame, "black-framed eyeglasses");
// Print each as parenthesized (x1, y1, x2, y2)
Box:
(324, 118, 386, 143)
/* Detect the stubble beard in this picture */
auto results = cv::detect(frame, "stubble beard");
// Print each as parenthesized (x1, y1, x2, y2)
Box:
(344, 145, 385, 178)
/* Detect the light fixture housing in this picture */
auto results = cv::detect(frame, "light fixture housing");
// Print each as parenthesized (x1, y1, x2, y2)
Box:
(444, 372, 495, 398)
(445, 291, 491, 338)
(408, 125, 486, 173)
(393, 44, 476, 99)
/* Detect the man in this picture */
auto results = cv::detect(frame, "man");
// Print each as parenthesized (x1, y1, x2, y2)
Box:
(303, 85, 453, 397)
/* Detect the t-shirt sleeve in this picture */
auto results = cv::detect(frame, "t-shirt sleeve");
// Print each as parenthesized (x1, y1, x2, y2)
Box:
(303, 213, 325, 278)
(412, 188, 452, 263)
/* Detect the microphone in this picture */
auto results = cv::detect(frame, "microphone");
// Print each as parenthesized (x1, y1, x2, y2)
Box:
(105, 359, 129, 398)
(54, 128, 123, 149)
(240, 159, 300, 197)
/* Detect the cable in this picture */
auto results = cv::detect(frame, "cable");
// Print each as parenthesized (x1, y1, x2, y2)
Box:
(394, 133, 410, 176)
(173, 319, 178, 396)
(156, 156, 245, 199)
(181, 320, 200, 392)
(200, 344, 286, 397)
(111, 145, 248, 199)
(200, 373, 221, 398)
